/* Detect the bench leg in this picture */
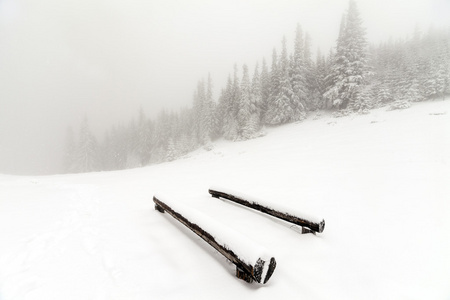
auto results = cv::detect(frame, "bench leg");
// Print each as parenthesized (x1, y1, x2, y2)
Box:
(155, 204, 165, 213)
(236, 267, 253, 283)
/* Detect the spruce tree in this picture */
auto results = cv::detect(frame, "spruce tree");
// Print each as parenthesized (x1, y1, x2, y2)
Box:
(265, 48, 280, 124)
(314, 49, 328, 109)
(216, 88, 226, 137)
(76, 117, 98, 173)
(110, 125, 128, 170)
(203, 74, 214, 143)
(166, 138, 177, 161)
(291, 24, 308, 117)
(238, 64, 252, 139)
(63, 126, 77, 173)
(267, 37, 296, 124)
(324, 14, 346, 108)
(136, 107, 152, 166)
(260, 58, 271, 124)
(100, 130, 114, 171)
(249, 63, 262, 133)
(195, 80, 207, 144)
(304, 33, 320, 110)
(222, 75, 239, 140)
(324, 1, 370, 110)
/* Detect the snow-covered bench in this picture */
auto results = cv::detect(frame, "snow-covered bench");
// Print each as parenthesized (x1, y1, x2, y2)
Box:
(153, 195, 277, 284)
(209, 186, 325, 234)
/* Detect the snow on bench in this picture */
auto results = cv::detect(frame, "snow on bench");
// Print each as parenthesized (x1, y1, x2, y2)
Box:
(208, 186, 325, 234)
(153, 194, 277, 284)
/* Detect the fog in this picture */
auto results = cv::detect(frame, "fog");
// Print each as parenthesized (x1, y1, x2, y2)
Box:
(0, 0, 449, 175)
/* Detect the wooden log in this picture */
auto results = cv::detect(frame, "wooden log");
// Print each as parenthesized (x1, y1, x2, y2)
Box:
(153, 195, 276, 284)
(209, 187, 325, 233)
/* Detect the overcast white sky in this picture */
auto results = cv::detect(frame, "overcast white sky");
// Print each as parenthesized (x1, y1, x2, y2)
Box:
(1, 0, 449, 175)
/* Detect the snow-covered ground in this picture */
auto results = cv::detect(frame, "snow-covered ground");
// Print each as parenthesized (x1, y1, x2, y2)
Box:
(1, 100, 449, 300)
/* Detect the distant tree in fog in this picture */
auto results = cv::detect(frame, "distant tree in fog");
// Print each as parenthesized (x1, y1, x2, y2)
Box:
(76, 117, 98, 173)
(136, 107, 153, 166)
(248, 63, 262, 135)
(291, 24, 307, 116)
(238, 64, 252, 139)
(260, 58, 270, 123)
(63, 126, 77, 173)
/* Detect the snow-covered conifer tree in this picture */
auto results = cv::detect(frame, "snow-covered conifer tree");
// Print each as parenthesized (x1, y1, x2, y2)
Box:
(136, 107, 153, 166)
(264, 49, 280, 124)
(260, 58, 271, 124)
(76, 117, 98, 173)
(375, 82, 393, 106)
(238, 64, 252, 139)
(267, 37, 296, 124)
(194, 80, 207, 144)
(63, 126, 77, 173)
(314, 49, 328, 109)
(324, 1, 370, 110)
(222, 75, 239, 140)
(249, 63, 262, 133)
(166, 138, 177, 162)
(304, 33, 320, 110)
(232, 64, 241, 118)
(153, 110, 171, 162)
(203, 74, 215, 142)
(109, 125, 127, 170)
(290, 24, 308, 117)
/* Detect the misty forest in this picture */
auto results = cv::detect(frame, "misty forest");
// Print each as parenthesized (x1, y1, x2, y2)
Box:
(64, 1, 450, 173)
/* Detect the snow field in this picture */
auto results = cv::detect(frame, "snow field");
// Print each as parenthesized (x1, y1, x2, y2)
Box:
(0, 99, 449, 299)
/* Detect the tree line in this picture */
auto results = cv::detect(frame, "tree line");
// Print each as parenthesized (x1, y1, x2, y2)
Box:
(64, 0, 450, 173)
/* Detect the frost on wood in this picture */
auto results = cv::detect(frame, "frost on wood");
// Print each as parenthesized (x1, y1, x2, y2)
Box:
(209, 186, 325, 233)
(153, 195, 276, 284)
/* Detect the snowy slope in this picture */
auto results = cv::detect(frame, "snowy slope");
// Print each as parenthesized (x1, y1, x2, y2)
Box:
(1, 100, 450, 300)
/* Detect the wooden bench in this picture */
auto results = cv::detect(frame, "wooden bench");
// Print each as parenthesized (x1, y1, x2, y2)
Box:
(209, 186, 325, 234)
(153, 195, 277, 284)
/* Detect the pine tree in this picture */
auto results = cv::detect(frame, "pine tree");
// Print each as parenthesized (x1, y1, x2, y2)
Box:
(424, 36, 450, 99)
(238, 64, 252, 139)
(314, 49, 328, 109)
(76, 117, 98, 173)
(232, 64, 241, 119)
(374, 82, 393, 106)
(260, 58, 271, 124)
(63, 126, 77, 173)
(136, 107, 152, 166)
(324, 1, 370, 110)
(153, 110, 171, 162)
(222, 75, 239, 140)
(124, 118, 140, 168)
(267, 37, 296, 124)
(224, 65, 242, 140)
(324, 14, 346, 108)
(349, 85, 372, 113)
(99, 130, 113, 171)
(265, 49, 279, 124)
(304, 33, 320, 110)
(291, 24, 308, 117)
(194, 80, 207, 144)
(216, 88, 226, 137)
(204, 74, 216, 141)
(249, 63, 262, 133)
(109, 125, 127, 170)
(166, 138, 177, 162)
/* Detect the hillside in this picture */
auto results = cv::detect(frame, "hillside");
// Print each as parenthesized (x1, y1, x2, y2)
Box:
(1, 99, 450, 299)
